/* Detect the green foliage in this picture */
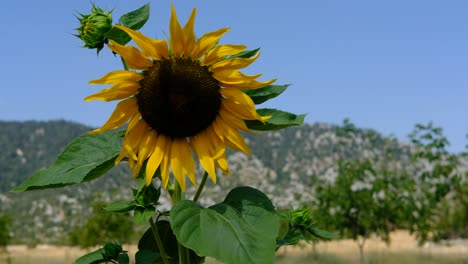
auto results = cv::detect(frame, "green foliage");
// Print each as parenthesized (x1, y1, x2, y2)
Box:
(432, 182, 468, 240)
(69, 201, 135, 248)
(104, 176, 161, 225)
(244, 85, 289, 105)
(171, 187, 279, 264)
(106, 3, 150, 46)
(74, 242, 129, 264)
(0, 214, 11, 248)
(405, 122, 465, 243)
(277, 208, 336, 248)
(12, 130, 123, 192)
(314, 160, 398, 243)
(245, 108, 305, 131)
(136, 220, 203, 264)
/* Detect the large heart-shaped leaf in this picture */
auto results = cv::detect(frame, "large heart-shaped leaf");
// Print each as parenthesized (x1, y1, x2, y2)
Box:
(171, 187, 279, 264)
(12, 131, 122, 192)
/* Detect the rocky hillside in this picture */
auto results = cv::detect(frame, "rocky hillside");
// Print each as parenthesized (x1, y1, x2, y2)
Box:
(0, 120, 412, 243)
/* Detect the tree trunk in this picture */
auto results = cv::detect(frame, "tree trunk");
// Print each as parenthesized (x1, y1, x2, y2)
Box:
(357, 237, 366, 264)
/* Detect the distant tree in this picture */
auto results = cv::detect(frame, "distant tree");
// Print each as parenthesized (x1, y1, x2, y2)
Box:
(313, 159, 403, 264)
(0, 214, 11, 251)
(69, 200, 135, 248)
(405, 122, 465, 243)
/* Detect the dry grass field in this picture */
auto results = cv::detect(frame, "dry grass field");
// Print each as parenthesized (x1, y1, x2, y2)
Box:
(1, 231, 467, 264)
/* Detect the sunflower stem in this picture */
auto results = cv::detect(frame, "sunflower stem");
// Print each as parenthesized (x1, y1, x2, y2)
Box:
(149, 218, 170, 264)
(193, 171, 208, 202)
(171, 181, 190, 264)
(120, 57, 129, 70)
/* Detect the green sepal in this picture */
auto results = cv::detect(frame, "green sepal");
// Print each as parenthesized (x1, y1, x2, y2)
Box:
(246, 108, 305, 131)
(171, 186, 279, 264)
(12, 131, 122, 192)
(276, 230, 303, 247)
(229, 48, 259, 59)
(243, 84, 289, 105)
(107, 3, 150, 46)
(307, 227, 337, 240)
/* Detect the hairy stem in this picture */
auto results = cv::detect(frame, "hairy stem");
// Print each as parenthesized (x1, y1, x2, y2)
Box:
(193, 171, 209, 202)
(149, 218, 170, 264)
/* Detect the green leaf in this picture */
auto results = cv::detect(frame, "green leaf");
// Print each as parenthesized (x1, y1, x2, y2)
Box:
(106, 3, 150, 46)
(119, 3, 150, 30)
(171, 186, 279, 264)
(229, 48, 260, 59)
(103, 200, 137, 213)
(245, 108, 305, 131)
(74, 248, 106, 264)
(243, 84, 289, 104)
(12, 131, 122, 192)
(137, 220, 203, 264)
(117, 253, 130, 264)
(135, 250, 161, 264)
(106, 27, 131, 46)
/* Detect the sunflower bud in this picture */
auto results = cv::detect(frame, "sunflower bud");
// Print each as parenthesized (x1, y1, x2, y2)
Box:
(290, 207, 314, 229)
(75, 5, 113, 52)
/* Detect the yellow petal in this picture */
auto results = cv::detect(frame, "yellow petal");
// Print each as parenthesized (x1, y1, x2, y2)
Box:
(127, 112, 141, 134)
(205, 126, 225, 160)
(216, 152, 230, 176)
(192, 28, 230, 60)
(222, 99, 261, 121)
(89, 70, 143, 85)
(161, 137, 172, 188)
(213, 70, 262, 85)
(221, 78, 277, 90)
(219, 108, 250, 132)
(182, 8, 197, 56)
(115, 120, 147, 164)
(191, 133, 217, 184)
(210, 52, 260, 72)
(132, 130, 158, 178)
(145, 133, 167, 185)
(202, 44, 246, 66)
(90, 98, 138, 134)
(114, 25, 169, 60)
(170, 4, 184, 57)
(170, 139, 186, 191)
(213, 118, 251, 155)
(108, 40, 153, 70)
(84, 82, 139, 102)
(179, 139, 196, 187)
(220, 88, 256, 109)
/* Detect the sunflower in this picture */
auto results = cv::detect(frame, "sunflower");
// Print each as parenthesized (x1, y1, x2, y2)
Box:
(86, 5, 275, 191)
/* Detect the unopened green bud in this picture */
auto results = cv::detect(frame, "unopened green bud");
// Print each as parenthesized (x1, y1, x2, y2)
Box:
(75, 5, 113, 52)
(290, 207, 314, 229)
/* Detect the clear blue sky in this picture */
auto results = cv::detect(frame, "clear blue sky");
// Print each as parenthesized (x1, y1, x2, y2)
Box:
(1, 0, 467, 152)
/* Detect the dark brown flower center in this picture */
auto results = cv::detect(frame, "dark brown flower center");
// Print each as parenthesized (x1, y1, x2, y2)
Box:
(136, 58, 221, 138)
